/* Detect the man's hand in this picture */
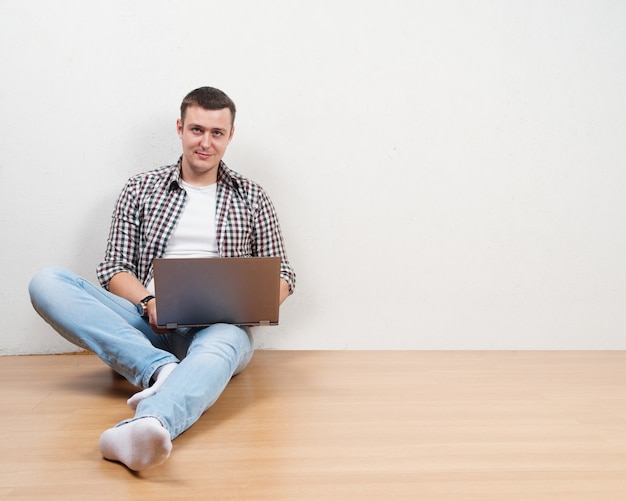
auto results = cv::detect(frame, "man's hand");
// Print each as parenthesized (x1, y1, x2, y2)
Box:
(279, 279, 291, 305)
(109, 272, 171, 334)
(146, 298, 171, 334)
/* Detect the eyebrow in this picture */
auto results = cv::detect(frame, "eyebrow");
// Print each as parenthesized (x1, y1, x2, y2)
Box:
(188, 123, 228, 133)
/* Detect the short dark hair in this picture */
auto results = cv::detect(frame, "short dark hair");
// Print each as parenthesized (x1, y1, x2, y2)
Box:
(180, 86, 236, 126)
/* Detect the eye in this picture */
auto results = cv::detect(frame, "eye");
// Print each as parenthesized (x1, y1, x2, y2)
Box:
(190, 127, 202, 134)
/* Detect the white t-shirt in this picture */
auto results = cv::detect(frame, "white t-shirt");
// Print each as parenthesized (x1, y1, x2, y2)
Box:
(146, 181, 218, 294)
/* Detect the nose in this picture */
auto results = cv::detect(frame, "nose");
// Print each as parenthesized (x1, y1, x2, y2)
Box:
(200, 132, 212, 148)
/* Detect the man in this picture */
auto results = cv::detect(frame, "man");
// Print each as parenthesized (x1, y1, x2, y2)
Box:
(28, 86, 296, 471)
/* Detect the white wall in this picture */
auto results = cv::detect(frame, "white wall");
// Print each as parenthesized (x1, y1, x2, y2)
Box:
(2, 0, 626, 354)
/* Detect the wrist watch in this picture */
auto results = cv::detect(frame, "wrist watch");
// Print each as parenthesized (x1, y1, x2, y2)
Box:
(136, 295, 155, 318)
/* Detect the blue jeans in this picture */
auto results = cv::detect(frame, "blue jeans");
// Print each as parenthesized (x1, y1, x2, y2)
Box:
(28, 267, 254, 439)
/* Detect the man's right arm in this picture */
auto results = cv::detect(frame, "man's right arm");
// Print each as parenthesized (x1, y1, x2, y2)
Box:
(109, 271, 163, 332)
(99, 178, 157, 327)
(108, 271, 152, 307)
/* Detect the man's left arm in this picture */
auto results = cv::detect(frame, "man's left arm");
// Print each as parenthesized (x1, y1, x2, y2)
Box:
(255, 191, 296, 301)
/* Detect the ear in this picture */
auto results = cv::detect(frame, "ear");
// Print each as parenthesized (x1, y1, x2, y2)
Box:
(176, 118, 183, 138)
(229, 126, 235, 141)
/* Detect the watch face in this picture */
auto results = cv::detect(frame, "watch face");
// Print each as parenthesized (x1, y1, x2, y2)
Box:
(137, 303, 145, 315)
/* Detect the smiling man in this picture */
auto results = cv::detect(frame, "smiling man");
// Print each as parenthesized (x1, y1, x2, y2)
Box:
(177, 99, 234, 185)
(28, 87, 296, 471)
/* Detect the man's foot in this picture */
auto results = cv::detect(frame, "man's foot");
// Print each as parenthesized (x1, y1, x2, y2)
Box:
(127, 363, 177, 410)
(98, 417, 172, 471)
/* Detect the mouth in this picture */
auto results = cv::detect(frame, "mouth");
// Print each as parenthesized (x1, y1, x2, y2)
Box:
(196, 151, 213, 160)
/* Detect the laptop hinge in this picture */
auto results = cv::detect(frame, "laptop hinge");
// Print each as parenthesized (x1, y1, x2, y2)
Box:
(166, 323, 178, 329)
(259, 320, 270, 327)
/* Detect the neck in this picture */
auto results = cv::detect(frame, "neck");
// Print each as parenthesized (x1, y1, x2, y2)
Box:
(180, 162, 219, 187)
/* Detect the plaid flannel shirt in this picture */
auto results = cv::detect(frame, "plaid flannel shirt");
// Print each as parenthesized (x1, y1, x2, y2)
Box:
(96, 159, 296, 295)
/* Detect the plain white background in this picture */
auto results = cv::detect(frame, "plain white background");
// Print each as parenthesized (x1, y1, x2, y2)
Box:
(1, 0, 625, 354)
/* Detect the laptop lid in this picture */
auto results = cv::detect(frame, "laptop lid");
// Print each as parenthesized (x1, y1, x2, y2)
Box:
(153, 257, 281, 329)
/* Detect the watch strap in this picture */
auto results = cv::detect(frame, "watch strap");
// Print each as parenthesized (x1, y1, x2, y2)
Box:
(138, 295, 155, 317)
(140, 295, 155, 305)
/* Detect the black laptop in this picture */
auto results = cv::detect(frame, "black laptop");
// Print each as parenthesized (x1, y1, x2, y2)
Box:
(153, 257, 281, 329)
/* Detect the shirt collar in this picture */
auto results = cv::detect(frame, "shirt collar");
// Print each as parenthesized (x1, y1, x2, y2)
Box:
(167, 157, 184, 191)
(216, 161, 238, 190)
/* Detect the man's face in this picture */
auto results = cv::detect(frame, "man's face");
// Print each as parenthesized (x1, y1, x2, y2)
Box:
(177, 105, 234, 185)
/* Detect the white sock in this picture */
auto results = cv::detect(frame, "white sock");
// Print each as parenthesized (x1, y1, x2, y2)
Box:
(98, 417, 172, 471)
(127, 363, 177, 410)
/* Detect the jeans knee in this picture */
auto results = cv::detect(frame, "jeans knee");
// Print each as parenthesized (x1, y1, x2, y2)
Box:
(217, 323, 251, 349)
(191, 324, 251, 356)
(28, 267, 74, 306)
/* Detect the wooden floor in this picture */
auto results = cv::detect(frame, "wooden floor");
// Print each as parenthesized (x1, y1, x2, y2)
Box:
(2, 351, 626, 500)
